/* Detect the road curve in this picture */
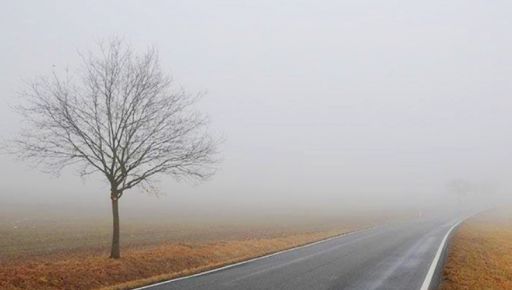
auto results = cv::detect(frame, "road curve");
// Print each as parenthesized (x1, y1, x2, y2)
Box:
(136, 214, 463, 290)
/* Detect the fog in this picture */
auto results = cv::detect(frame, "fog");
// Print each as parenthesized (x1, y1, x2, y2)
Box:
(1, 0, 512, 220)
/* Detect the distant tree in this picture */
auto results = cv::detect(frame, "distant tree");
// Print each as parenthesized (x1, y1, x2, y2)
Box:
(11, 39, 218, 258)
(446, 179, 471, 206)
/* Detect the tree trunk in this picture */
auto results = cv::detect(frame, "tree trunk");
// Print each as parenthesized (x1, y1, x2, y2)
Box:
(110, 197, 121, 259)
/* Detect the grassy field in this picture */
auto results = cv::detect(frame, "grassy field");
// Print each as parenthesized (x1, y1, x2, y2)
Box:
(0, 212, 394, 290)
(440, 208, 512, 290)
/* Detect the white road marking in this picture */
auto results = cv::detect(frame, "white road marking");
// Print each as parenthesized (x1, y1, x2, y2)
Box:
(224, 229, 383, 285)
(132, 213, 482, 290)
(132, 227, 375, 290)
(419, 215, 473, 290)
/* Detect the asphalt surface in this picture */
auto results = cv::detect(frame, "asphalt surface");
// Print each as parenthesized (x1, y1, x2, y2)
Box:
(138, 214, 462, 290)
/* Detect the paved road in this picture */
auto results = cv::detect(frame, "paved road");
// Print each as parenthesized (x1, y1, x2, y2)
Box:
(138, 214, 462, 290)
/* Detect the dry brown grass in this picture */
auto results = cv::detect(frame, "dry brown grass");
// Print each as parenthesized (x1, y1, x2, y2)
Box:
(0, 210, 410, 290)
(440, 208, 512, 290)
(0, 229, 346, 290)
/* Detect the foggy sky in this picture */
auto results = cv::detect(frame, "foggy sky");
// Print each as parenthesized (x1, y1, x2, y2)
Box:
(1, 0, 512, 217)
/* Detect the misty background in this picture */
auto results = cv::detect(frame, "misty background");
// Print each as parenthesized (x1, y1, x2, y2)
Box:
(1, 0, 511, 221)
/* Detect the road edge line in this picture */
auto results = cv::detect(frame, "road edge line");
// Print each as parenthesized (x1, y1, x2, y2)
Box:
(419, 212, 480, 290)
(132, 226, 376, 290)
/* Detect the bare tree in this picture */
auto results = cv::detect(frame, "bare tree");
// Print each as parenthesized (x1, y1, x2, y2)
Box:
(446, 179, 471, 206)
(11, 39, 218, 259)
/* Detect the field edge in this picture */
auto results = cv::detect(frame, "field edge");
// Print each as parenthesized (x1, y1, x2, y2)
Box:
(98, 229, 361, 290)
